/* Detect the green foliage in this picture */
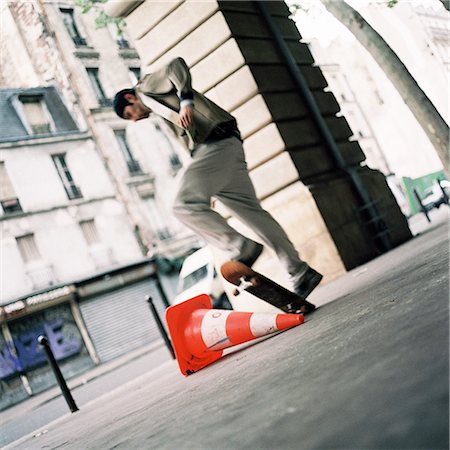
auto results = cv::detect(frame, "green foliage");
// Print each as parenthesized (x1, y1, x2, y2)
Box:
(289, 0, 400, 13)
(74, 0, 126, 34)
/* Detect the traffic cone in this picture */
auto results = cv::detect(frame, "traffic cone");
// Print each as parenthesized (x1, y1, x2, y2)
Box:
(166, 294, 304, 376)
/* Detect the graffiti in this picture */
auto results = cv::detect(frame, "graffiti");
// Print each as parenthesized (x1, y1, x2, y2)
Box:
(0, 309, 82, 380)
(0, 342, 23, 379)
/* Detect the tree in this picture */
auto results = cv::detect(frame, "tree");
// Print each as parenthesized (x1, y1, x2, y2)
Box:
(74, 0, 125, 33)
(439, 0, 450, 11)
(317, 0, 449, 174)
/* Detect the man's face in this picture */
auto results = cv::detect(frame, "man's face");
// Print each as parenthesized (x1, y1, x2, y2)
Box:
(123, 94, 150, 121)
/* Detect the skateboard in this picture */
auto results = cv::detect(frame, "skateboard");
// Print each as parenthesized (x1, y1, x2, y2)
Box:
(220, 261, 316, 314)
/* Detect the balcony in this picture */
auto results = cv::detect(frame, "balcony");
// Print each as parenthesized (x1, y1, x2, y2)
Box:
(127, 159, 143, 176)
(72, 36, 88, 47)
(117, 38, 131, 49)
(66, 184, 83, 201)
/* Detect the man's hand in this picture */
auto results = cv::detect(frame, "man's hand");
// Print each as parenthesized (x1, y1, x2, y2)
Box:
(179, 105, 194, 129)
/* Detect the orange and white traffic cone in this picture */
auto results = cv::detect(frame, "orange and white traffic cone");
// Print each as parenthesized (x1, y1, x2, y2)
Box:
(166, 294, 304, 376)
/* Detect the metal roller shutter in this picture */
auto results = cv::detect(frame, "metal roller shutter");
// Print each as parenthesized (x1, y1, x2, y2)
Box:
(79, 279, 167, 363)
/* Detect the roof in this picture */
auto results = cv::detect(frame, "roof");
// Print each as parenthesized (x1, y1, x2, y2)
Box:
(0, 86, 79, 142)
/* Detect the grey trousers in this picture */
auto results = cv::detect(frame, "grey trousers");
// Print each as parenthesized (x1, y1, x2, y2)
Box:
(173, 136, 307, 280)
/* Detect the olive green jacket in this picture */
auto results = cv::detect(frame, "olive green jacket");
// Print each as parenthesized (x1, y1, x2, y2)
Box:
(136, 57, 236, 150)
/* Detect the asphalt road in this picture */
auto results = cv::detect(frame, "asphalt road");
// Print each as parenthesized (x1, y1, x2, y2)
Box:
(5, 220, 448, 450)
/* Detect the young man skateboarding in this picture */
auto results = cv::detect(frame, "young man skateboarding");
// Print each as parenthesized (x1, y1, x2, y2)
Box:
(113, 57, 322, 299)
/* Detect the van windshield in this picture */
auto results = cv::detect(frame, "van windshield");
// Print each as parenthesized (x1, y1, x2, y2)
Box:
(181, 265, 208, 291)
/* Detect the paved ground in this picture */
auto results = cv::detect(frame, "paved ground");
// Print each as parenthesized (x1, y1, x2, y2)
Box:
(0, 343, 172, 447)
(4, 213, 448, 450)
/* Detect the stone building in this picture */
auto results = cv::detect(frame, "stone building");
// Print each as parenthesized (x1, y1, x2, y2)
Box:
(0, 86, 170, 410)
(296, 0, 448, 180)
(0, 0, 197, 409)
(0, 86, 143, 302)
(1, 0, 198, 259)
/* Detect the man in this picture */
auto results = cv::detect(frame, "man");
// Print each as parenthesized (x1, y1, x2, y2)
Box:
(113, 57, 322, 301)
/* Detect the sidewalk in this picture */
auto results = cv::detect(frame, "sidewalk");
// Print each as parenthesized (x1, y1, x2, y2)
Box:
(1, 340, 166, 425)
(5, 216, 448, 449)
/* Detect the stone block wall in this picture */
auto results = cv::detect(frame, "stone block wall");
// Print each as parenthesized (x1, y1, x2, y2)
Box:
(108, 0, 411, 281)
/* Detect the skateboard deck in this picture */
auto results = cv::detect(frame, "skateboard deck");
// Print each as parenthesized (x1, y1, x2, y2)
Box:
(220, 261, 316, 314)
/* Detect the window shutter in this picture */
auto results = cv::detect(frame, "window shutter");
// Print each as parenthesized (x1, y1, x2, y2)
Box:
(80, 220, 100, 246)
(16, 234, 41, 263)
(0, 162, 17, 201)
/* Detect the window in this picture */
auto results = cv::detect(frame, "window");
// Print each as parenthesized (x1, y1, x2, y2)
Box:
(60, 8, 87, 46)
(107, 22, 131, 49)
(52, 154, 83, 200)
(128, 67, 141, 85)
(117, 36, 131, 49)
(16, 234, 57, 288)
(114, 130, 142, 175)
(0, 162, 22, 214)
(16, 234, 41, 263)
(181, 265, 208, 290)
(86, 68, 110, 106)
(19, 95, 53, 135)
(80, 220, 100, 245)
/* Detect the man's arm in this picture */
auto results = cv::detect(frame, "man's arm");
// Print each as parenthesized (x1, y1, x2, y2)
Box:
(165, 58, 194, 128)
(138, 57, 195, 128)
(164, 57, 193, 105)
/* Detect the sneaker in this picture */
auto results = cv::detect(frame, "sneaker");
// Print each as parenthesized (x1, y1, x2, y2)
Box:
(237, 241, 263, 267)
(294, 266, 323, 299)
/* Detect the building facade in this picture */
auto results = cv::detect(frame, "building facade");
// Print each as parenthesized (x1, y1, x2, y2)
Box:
(0, 85, 172, 410)
(0, 86, 145, 301)
(293, 0, 448, 180)
(0, 0, 199, 409)
(1, 0, 198, 259)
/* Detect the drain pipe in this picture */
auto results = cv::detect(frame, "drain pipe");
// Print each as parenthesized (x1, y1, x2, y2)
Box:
(255, 1, 392, 252)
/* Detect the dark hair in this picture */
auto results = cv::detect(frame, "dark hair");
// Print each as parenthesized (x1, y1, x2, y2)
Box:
(113, 88, 135, 118)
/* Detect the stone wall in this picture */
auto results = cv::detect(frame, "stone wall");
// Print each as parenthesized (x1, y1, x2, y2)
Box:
(107, 0, 412, 282)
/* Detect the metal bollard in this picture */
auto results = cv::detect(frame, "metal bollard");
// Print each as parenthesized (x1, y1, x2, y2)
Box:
(413, 188, 431, 223)
(38, 336, 79, 413)
(438, 179, 449, 204)
(154, 275, 171, 309)
(146, 296, 175, 359)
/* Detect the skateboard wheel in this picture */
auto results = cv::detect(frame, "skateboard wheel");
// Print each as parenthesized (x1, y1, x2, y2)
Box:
(233, 289, 240, 296)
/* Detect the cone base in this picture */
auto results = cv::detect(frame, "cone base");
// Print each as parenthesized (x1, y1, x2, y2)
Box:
(166, 294, 223, 376)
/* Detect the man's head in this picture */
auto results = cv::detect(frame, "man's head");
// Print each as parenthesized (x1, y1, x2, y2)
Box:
(113, 89, 151, 121)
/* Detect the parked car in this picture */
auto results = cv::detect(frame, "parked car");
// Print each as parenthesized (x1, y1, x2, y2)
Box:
(422, 180, 450, 210)
(174, 247, 232, 309)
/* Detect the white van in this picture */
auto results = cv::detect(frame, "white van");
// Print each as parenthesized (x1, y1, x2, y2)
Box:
(174, 247, 232, 309)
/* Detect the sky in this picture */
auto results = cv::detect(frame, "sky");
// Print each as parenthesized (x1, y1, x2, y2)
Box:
(286, 0, 445, 46)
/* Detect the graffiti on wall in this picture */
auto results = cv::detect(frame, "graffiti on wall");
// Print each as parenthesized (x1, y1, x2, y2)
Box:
(0, 304, 82, 380)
